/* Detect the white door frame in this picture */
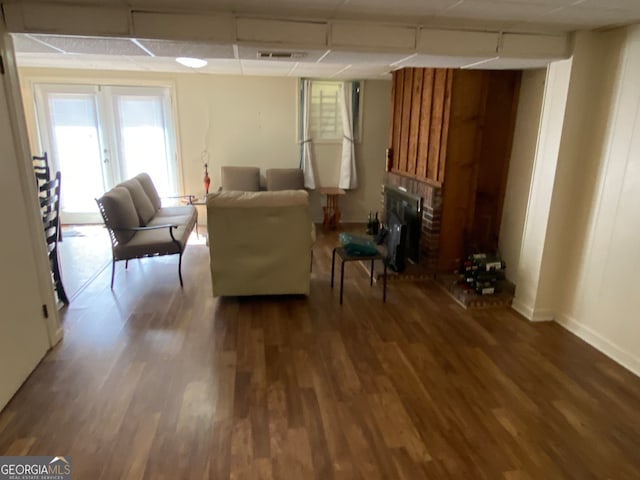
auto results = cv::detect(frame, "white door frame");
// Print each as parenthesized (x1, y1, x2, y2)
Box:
(34, 83, 109, 224)
(32, 82, 181, 222)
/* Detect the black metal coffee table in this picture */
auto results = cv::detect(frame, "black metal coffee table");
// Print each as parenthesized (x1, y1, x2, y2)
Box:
(331, 246, 387, 304)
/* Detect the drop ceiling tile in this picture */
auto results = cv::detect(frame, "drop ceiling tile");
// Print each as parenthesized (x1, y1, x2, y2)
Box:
(505, 22, 580, 34)
(336, 0, 458, 18)
(290, 63, 346, 77)
(395, 54, 495, 68)
(464, 57, 552, 69)
(470, 0, 575, 5)
(30, 35, 148, 56)
(577, 0, 640, 9)
(330, 66, 391, 80)
(538, 6, 640, 26)
(129, 0, 237, 8)
(440, 1, 558, 22)
(237, 45, 328, 63)
(199, 59, 243, 75)
(424, 15, 514, 31)
(321, 51, 409, 66)
(11, 34, 60, 54)
(137, 39, 235, 59)
(230, 0, 344, 17)
(241, 59, 298, 75)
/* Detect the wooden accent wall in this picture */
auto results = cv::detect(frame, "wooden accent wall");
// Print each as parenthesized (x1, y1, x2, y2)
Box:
(438, 70, 521, 271)
(388, 68, 452, 185)
(387, 67, 522, 272)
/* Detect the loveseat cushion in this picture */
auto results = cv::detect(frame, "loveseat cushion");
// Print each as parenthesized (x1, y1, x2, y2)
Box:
(98, 186, 140, 244)
(135, 173, 162, 211)
(266, 168, 304, 191)
(119, 178, 156, 225)
(220, 166, 260, 191)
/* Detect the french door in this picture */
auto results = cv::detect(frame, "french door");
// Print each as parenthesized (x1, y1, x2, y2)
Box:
(34, 84, 178, 223)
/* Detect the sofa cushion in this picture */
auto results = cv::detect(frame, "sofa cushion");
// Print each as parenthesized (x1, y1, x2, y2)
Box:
(147, 213, 194, 228)
(266, 168, 304, 191)
(134, 173, 162, 210)
(156, 205, 194, 217)
(220, 166, 260, 191)
(98, 187, 140, 244)
(114, 225, 188, 259)
(119, 178, 156, 225)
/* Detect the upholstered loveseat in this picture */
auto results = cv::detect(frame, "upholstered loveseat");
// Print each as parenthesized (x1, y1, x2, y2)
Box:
(96, 173, 197, 288)
(206, 189, 313, 296)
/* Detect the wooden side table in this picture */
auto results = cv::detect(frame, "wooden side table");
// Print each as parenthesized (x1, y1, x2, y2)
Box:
(331, 246, 387, 304)
(319, 187, 345, 230)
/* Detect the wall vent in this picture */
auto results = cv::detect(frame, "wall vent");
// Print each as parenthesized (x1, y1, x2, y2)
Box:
(257, 51, 306, 59)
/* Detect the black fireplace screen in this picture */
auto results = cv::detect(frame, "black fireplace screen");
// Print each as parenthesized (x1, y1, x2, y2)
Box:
(383, 185, 422, 264)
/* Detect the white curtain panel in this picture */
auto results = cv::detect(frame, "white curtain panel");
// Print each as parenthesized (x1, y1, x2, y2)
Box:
(339, 82, 358, 189)
(300, 79, 316, 189)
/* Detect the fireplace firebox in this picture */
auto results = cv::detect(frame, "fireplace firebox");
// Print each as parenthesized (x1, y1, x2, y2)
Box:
(383, 185, 422, 264)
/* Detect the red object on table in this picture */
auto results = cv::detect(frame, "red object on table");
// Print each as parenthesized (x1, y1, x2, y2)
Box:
(203, 164, 211, 194)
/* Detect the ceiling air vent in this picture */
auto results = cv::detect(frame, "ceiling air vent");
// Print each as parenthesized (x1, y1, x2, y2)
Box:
(257, 51, 307, 60)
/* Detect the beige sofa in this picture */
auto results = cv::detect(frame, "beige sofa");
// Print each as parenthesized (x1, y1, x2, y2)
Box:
(206, 190, 313, 296)
(96, 173, 197, 288)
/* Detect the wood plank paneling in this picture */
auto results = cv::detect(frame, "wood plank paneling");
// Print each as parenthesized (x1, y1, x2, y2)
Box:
(427, 69, 448, 181)
(391, 69, 405, 171)
(388, 71, 397, 153)
(416, 69, 434, 180)
(388, 67, 523, 270)
(398, 69, 414, 173)
(437, 70, 453, 184)
(470, 71, 522, 253)
(407, 69, 424, 176)
(438, 70, 487, 271)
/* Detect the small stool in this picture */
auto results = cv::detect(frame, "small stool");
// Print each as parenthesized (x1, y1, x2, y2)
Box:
(319, 187, 345, 230)
(331, 246, 387, 304)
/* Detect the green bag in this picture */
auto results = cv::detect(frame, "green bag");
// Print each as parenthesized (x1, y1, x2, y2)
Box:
(339, 232, 379, 256)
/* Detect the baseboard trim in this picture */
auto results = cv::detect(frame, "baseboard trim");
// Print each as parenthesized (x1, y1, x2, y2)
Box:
(511, 298, 554, 322)
(555, 313, 640, 378)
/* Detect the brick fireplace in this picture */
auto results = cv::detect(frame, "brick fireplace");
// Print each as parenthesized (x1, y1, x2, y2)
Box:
(383, 172, 443, 274)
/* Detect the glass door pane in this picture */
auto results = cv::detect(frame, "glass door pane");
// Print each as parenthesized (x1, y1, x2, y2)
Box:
(109, 86, 177, 198)
(36, 85, 106, 223)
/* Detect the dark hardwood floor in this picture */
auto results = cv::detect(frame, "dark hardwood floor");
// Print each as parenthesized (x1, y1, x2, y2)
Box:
(1, 227, 639, 479)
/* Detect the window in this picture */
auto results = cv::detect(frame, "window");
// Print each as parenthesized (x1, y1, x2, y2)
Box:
(301, 80, 362, 142)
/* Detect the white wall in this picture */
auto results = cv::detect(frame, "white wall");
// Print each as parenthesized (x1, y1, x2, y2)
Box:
(555, 26, 640, 375)
(512, 59, 572, 320)
(512, 27, 640, 376)
(499, 68, 546, 284)
(19, 67, 391, 223)
(318, 79, 390, 223)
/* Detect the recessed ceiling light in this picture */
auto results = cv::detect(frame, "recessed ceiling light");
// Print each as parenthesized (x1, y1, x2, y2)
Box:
(176, 57, 207, 68)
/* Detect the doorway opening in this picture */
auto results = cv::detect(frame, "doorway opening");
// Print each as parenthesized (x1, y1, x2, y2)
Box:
(31, 82, 180, 300)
